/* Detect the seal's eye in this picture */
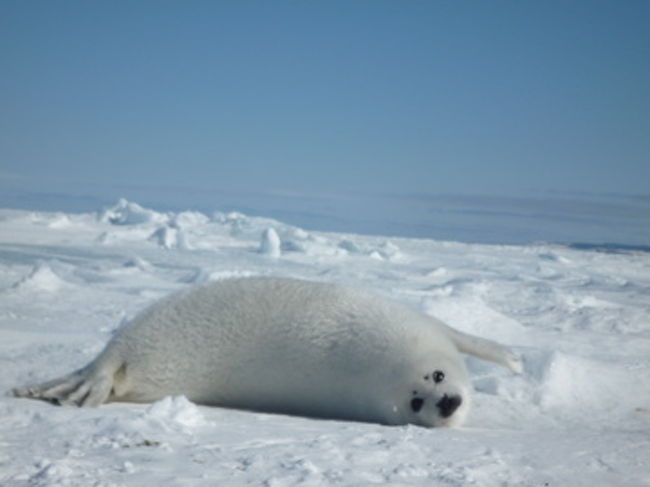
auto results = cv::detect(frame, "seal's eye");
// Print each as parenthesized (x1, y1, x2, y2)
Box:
(433, 370, 445, 383)
(410, 397, 424, 412)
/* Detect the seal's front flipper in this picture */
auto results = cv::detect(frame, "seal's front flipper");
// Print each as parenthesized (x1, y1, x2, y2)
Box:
(442, 325, 523, 374)
(12, 366, 114, 407)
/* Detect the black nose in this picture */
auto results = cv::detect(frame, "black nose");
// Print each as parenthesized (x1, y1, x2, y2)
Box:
(436, 394, 462, 418)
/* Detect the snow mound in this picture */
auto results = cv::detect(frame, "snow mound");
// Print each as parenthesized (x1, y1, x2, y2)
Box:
(141, 396, 210, 431)
(11, 262, 68, 293)
(171, 211, 209, 228)
(337, 239, 360, 253)
(28, 459, 78, 487)
(280, 228, 312, 252)
(44, 213, 73, 229)
(259, 228, 282, 258)
(281, 232, 346, 257)
(213, 211, 258, 237)
(339, 238, 403, 261)
(99, 199, 169, 226)
(148, 225, 192, 250)
(68, 398, 212, 452)
(375, 241, 402, 261)
(55, 398, 213, 454)
(26, 211, 89, 229)
(535, 352, 639, 418)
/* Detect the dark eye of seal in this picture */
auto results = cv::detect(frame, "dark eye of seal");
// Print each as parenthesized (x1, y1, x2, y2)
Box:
(410, 397, 424, 412)
(433, 370, 445, 383)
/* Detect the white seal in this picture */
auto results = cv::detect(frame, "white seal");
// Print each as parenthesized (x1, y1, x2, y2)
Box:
(12, 277, 521, 427)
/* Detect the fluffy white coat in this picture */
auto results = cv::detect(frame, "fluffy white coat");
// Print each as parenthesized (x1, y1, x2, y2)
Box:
(13, 277, 521, 427)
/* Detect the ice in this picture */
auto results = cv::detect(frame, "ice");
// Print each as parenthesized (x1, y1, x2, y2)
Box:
(259, 227, 282, 258)
(99, 198, 169, 226)
(11, 262, 67, 293)
(1, 200, 649, 486)
(141, 395, 211, 431)
(171, 211, 210, 229)
(148, 225, 192, 250)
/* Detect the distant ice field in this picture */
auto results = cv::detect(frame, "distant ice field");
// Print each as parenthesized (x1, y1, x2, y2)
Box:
(1, 184, 648, 249)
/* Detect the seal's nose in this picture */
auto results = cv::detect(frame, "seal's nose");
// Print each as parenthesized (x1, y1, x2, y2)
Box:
(436, 394, 462, 418)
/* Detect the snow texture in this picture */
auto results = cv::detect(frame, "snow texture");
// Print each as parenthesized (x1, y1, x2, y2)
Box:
(1, 199, 649, 486)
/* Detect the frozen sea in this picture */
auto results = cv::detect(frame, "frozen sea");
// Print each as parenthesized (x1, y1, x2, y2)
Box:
(2, 184, 649, 249)
(0, 198, 649, 486)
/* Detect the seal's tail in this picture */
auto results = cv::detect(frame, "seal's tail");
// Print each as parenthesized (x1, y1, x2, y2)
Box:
(12, 363, 116, 407)
(442, 325, 523, 374)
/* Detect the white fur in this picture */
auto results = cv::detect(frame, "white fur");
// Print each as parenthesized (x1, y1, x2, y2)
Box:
(13, 277, 521, 427)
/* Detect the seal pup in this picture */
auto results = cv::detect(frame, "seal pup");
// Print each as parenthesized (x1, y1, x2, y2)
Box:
(13, 277, 522, 427)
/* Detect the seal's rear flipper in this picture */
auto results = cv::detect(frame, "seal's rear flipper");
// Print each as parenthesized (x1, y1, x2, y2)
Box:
(442, 325, 523, 374)
(12, 366, 114, 407)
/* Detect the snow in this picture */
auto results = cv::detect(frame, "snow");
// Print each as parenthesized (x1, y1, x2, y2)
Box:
(1, 199, 649, 486)
(260, 228, 282, 258)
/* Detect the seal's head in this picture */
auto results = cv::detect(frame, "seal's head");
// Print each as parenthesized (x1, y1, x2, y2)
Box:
(402, 359, 471, 427)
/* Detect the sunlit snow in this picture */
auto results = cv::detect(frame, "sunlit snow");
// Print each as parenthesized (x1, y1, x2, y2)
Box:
(1, 200, 648, 486)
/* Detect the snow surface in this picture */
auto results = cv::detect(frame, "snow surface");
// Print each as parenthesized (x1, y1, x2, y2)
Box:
(0, 200, 649, 486)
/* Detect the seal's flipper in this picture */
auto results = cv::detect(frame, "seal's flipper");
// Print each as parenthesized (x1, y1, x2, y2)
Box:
(12, 366, 114, 407)
(441, 325, 523, 374)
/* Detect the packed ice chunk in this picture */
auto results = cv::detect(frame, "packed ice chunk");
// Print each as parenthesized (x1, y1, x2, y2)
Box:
(99, 199, 169, 226)
(259, 228, 282, 258)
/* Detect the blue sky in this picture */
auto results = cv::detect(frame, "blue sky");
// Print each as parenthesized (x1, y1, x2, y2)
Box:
(1, 1, 649, 243)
